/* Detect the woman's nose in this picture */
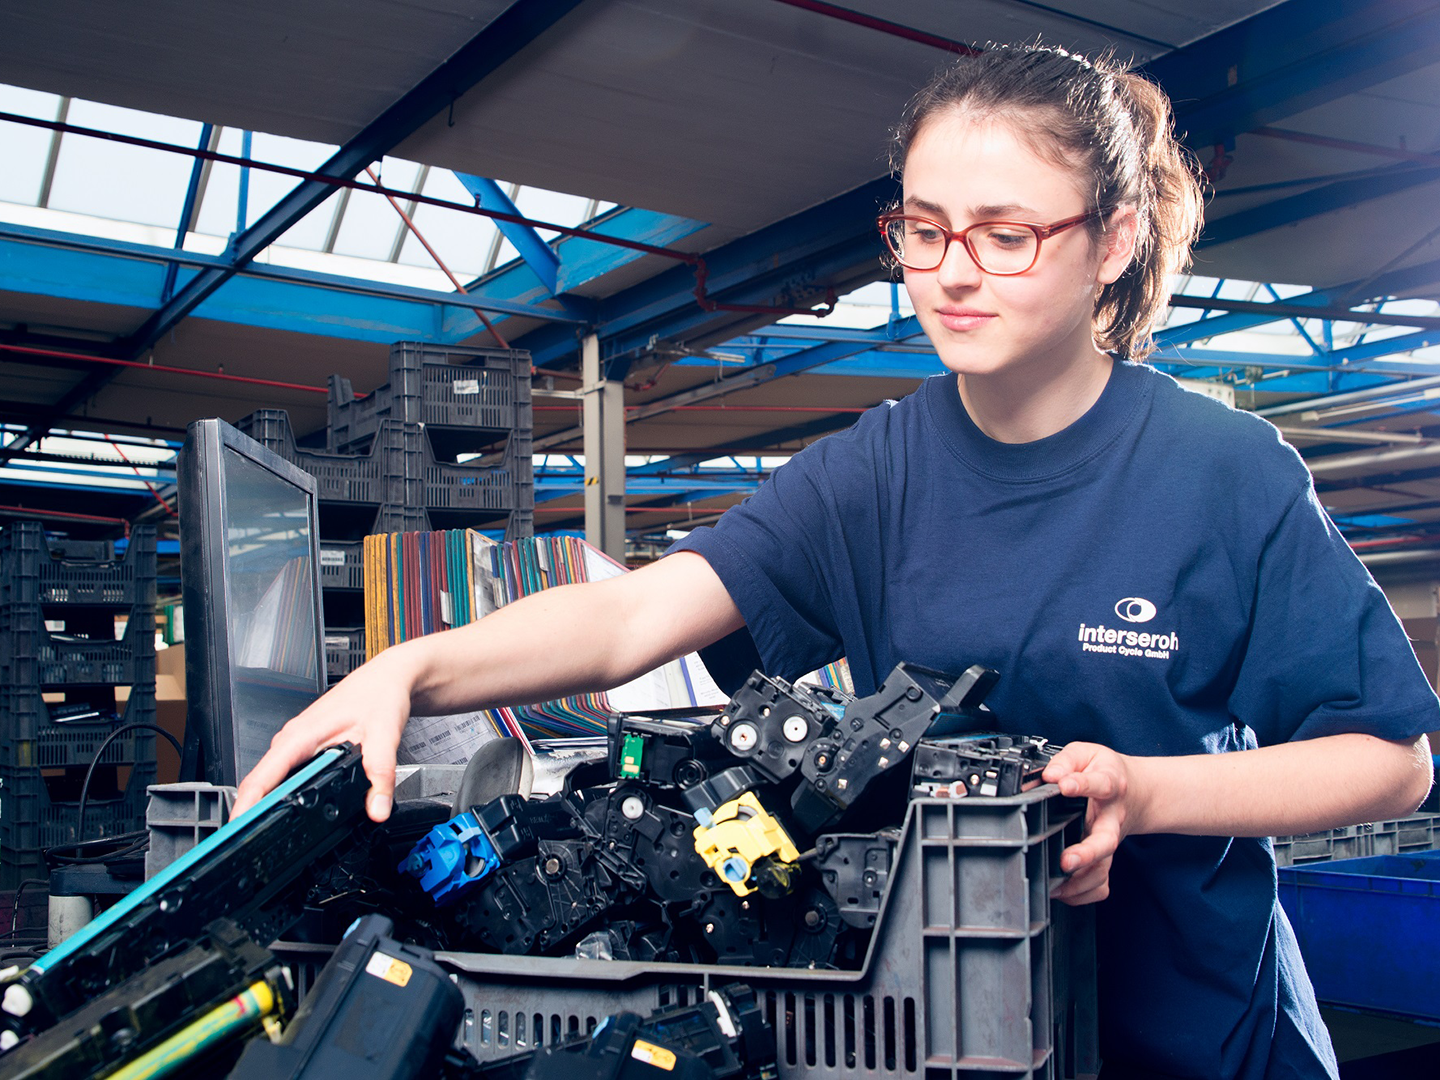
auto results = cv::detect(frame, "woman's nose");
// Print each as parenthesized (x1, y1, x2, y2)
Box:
(935, 237, 984, 289)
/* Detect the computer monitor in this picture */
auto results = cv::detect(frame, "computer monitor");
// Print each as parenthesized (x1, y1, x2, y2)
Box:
(178, 418, 327, 786)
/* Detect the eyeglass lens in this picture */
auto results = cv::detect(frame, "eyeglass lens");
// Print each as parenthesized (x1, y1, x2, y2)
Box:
(884, 218, 1038, 274)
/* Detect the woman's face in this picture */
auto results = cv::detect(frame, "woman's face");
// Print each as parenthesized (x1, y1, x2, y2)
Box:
(900, 109, 1134, 381)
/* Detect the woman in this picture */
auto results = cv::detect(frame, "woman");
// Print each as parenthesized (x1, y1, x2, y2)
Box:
(236, 44, 1435, 1078)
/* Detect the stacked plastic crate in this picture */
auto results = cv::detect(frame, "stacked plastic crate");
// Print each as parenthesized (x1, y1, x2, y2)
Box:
(237, 342, 534, 682)
(0, 522, 158, 888)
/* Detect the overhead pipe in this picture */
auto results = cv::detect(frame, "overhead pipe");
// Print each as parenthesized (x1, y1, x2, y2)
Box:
(768, 0, 977, 54)
(0, 343, 329, 395)
(1274, 426, 1431, 446)
(0, 504, 131, 531)
(1306, 441, 1440, 477)
(1256, 374, 1440, 418)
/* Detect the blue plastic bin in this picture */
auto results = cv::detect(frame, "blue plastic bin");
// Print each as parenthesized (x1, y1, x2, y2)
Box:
(1278, 851, 1440, 1020)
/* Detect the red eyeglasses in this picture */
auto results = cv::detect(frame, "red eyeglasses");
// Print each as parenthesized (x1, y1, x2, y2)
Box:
(877, 209, 1104, 275)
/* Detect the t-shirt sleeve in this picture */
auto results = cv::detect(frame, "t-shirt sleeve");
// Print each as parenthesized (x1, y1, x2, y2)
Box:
(666, 441, 849, 691)
(1229, 482, 1440, 745)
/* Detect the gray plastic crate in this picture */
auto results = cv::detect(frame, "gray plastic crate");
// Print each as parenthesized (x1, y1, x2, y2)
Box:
(1273, 814, 1440, 867)
(0, 522, 157, 608)
(319, 540, 366, 591)
(429, 789, 1096, 1080)
(323, 626, 366, 682)
(328, 342, 533, 454)
(237, 408, 531, 529)
(143, 765, 466, 879)
(144, 783, 236, 881)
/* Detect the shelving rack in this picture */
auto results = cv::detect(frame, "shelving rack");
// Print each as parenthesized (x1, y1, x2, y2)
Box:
(0, 522, 158, 888)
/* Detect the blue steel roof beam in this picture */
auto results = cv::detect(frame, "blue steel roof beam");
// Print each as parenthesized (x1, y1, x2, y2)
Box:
(0, 0, 588, 464)
(1140, 0, 1440, 151)
(1263, 285, 1326, 356)
(0, 222, 585, 321)
(161, 123, 214, 304)
(440, 206, 707, 340)
(515, 177, 895, 370)
(1156, 259, 1440, 347)
(1152, 340, 1440, 377)
(454, 173, 561, 295)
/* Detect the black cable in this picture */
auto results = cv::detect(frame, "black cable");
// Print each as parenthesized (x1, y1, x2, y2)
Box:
(9, 878, 46, 936)
(76, 723, 183, 844)
(45, 831, 150, 866)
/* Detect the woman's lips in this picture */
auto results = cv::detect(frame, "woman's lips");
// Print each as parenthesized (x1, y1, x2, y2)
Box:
(936, 308, 996, 332)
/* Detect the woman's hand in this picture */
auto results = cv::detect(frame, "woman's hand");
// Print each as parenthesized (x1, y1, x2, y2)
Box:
(232, 645, 419, 822)
(1042, 741, 1150, 906)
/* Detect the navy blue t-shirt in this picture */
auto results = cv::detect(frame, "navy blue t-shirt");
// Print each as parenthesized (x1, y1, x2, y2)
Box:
(669, 360, 1439, 1079)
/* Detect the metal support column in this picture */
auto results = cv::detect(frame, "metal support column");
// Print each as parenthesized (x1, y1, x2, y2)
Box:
(582, 333, 626, 560)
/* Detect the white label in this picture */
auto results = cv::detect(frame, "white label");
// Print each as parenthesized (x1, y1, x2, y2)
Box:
(324, 636, 350, 649)
(320, 548, 347, 567)
(453, 379, 481, 395)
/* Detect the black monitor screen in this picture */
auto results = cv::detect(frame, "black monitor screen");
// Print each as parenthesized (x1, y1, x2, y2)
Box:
(180, 419, 326, 786)
(223, 446, 321, 774)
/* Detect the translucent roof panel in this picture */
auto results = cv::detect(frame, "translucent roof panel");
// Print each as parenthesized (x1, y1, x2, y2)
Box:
(0, 85, 60, 205)
(396, 168, 498, 277)
(0, 81, 642, 292)
(48, 101, 200, 229)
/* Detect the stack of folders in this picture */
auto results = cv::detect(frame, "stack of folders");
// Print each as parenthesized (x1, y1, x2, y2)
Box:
(362, 531, 727, 743)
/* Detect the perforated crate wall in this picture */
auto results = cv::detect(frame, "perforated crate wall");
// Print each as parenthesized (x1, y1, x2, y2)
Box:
(432, 789, 1097, 1080)
(328, 343, 533, 454)
(0, 523, 156, 608)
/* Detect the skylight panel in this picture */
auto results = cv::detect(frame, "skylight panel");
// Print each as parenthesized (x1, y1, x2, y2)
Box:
(0, 85, 59, 205)
(47, 100, 199, 229)
(396, 168, 497, 277)
(330, 156, 423, 262)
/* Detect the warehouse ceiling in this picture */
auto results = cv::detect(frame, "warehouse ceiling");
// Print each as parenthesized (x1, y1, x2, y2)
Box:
(1, 0, 1440, 569)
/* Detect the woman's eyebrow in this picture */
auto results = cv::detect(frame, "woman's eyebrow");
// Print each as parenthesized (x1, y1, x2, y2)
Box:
(902, 195, 949, 217)
(973, 202, 1041, 219)
(902, 196, 1044, 219)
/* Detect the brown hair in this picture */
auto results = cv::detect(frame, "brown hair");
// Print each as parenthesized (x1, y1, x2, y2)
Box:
(891, 43, 1204, 361)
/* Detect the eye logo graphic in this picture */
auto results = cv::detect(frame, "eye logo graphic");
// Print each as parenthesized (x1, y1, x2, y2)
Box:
(1115, 597, 1157, 624)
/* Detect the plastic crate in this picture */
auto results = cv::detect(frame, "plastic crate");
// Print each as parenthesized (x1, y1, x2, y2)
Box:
(1278, 851, 1440, 1021)
(237, 410, 426, 508)
(423, 789, 1096, 1079)
(0, 601, 156, 688)
(1272, 815, 1440, 867)
(0, 683, 156, 770)
(324, 626, 366, 682)
(0, 522, 157, 608)
(425, 429, 533, 517)
(238, 408, 532, 536)
(144, 766, 465, 879)
(328, 343, 533, 454)
(143, 783, 236, 881)
(319, 540, 366, 591)
(373, 504, 433, 536)
(0, 759, 156, 889)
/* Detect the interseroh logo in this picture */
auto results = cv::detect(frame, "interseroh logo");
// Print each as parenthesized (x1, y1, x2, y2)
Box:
(1079, 597, 1178, 660)
(1114, 597, 1156, 623)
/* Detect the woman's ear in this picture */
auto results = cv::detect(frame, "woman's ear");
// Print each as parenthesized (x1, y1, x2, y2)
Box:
(1096, 204, 1139, 286)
